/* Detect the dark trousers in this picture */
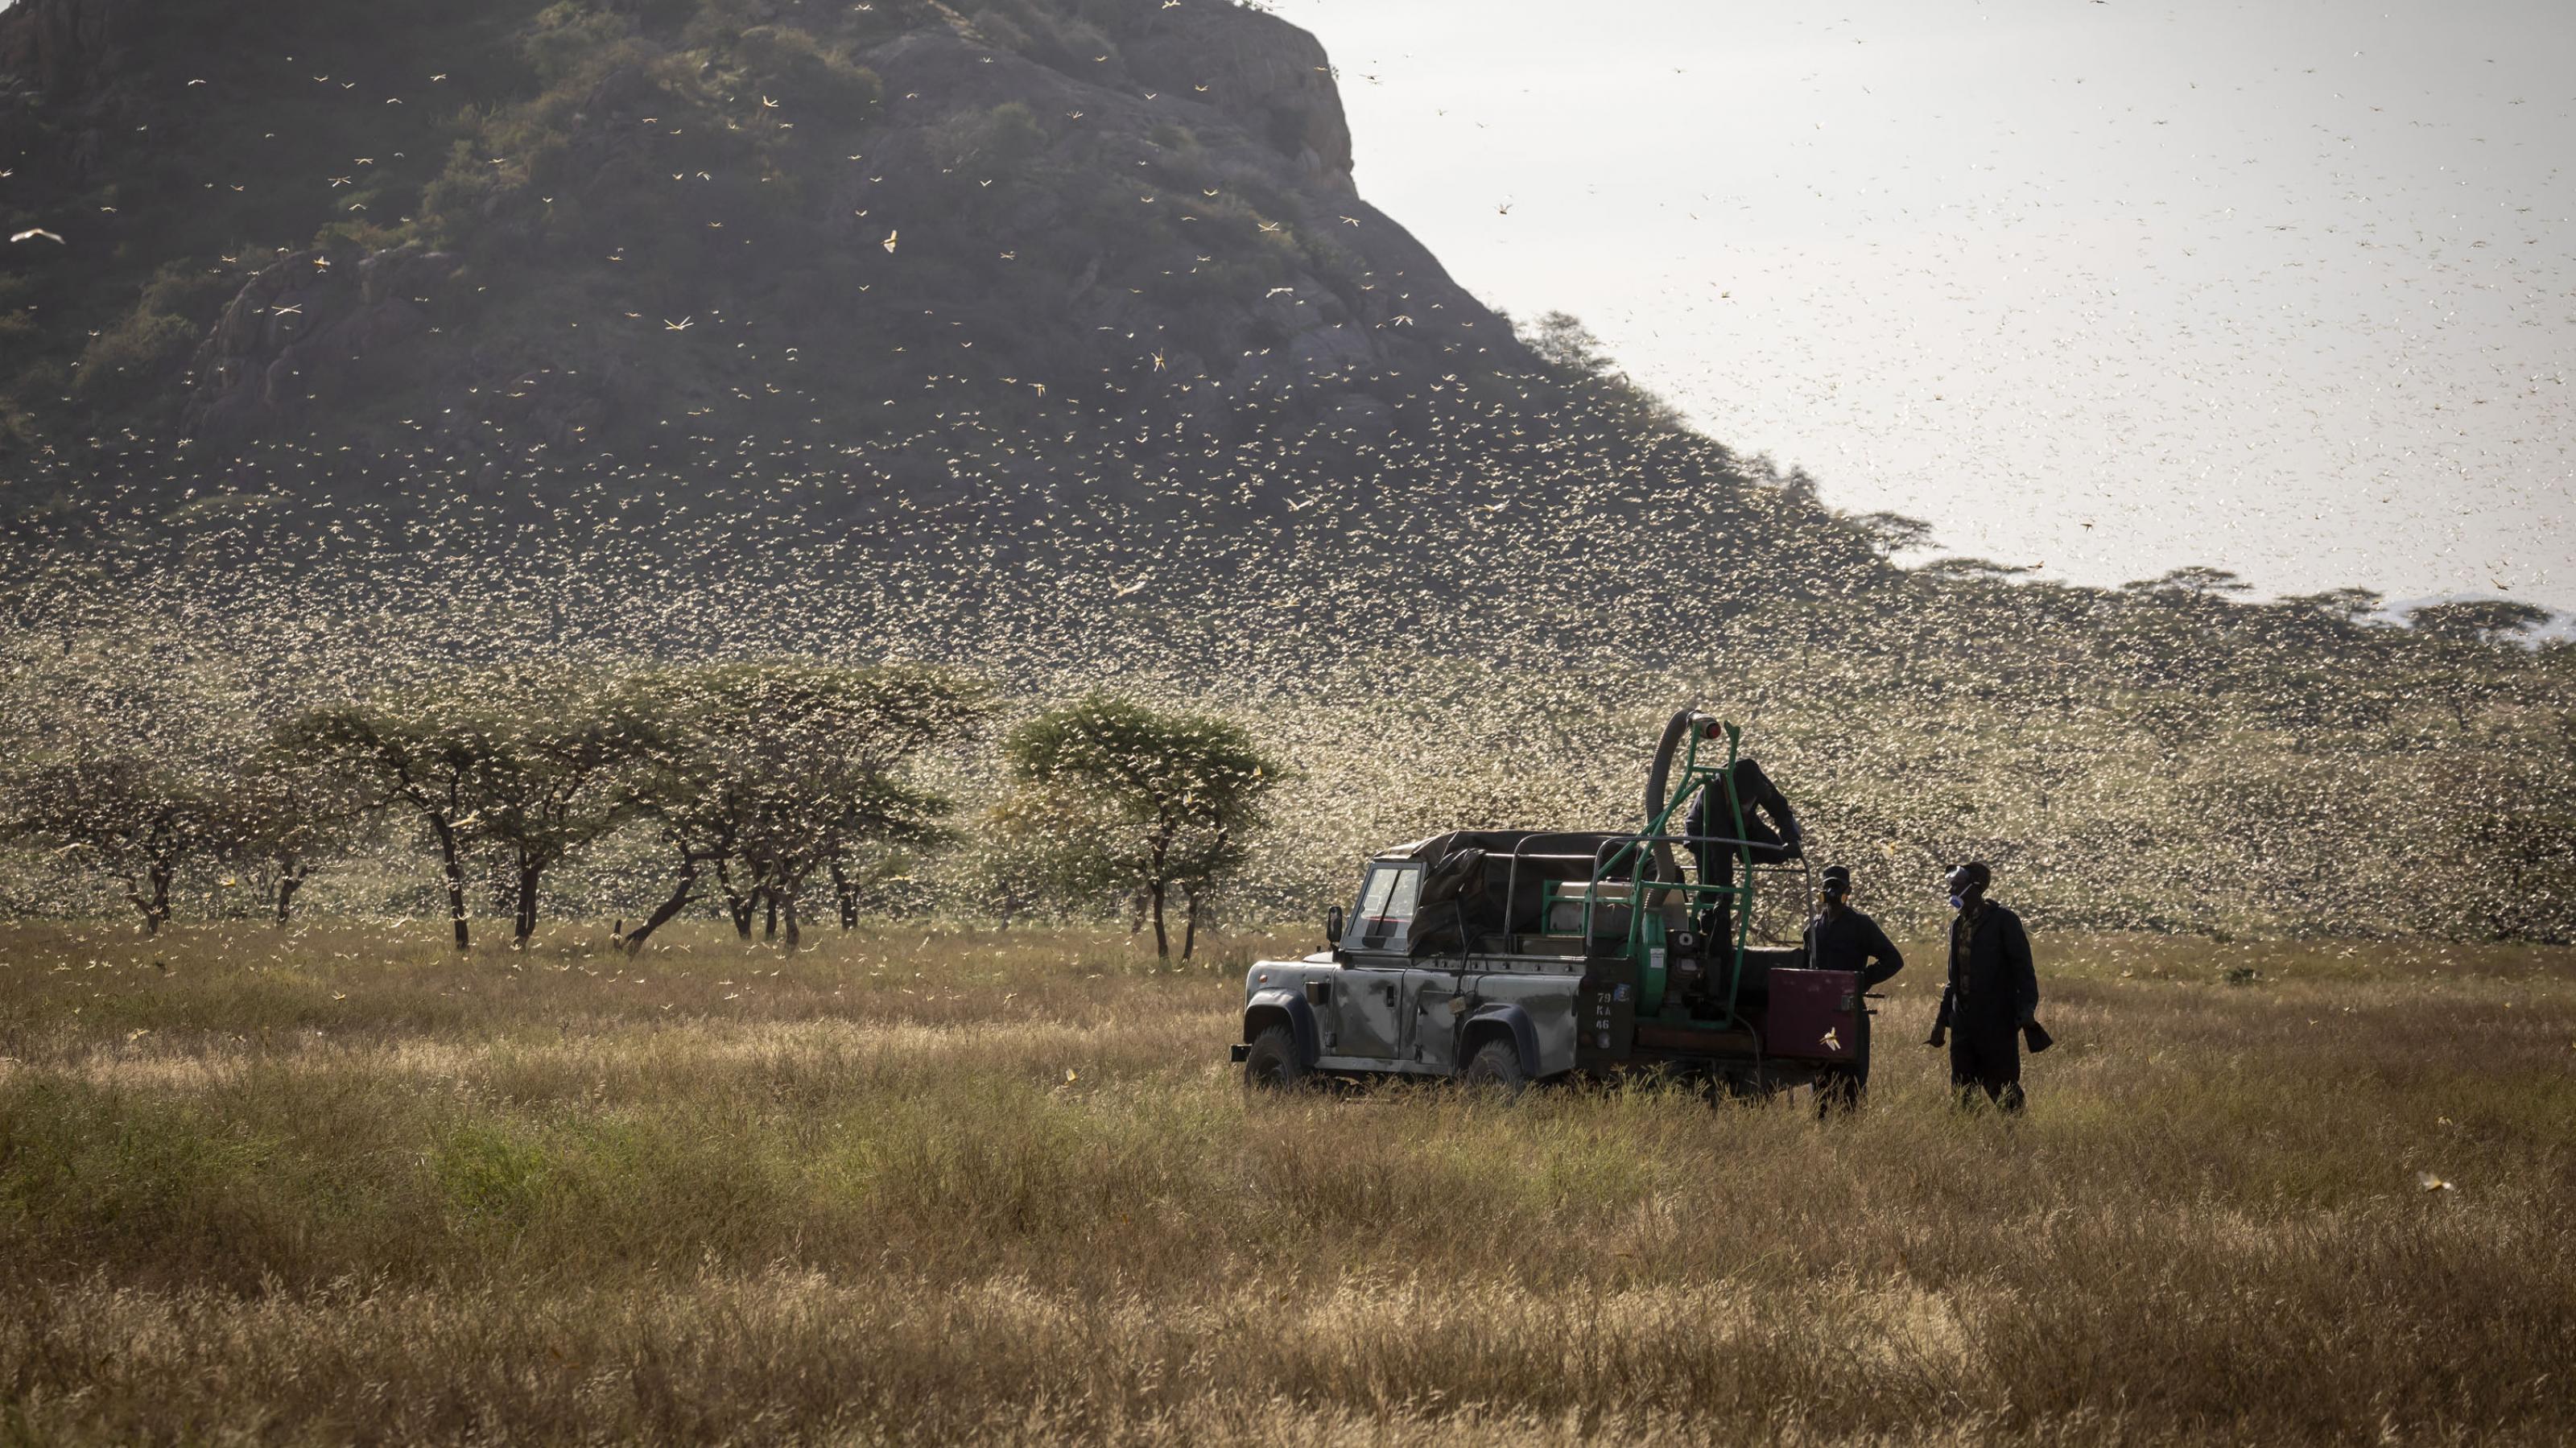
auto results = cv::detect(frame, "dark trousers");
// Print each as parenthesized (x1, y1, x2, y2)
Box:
(1687, 845, 1733, 953)
(1949, 1022, 2025, 1112)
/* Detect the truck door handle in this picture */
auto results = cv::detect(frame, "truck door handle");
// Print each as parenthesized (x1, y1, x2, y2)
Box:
(1383, 984, 1397, 1005)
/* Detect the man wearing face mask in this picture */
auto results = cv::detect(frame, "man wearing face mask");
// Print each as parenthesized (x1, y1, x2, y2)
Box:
(1926, 861, 2046, 1112)
(1802, 864, 1903, 1114)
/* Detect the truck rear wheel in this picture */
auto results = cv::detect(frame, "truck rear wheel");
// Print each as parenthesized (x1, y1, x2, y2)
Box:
(1461, 1038, 1527, 1098)
(1242, 1025, 1307, 1091)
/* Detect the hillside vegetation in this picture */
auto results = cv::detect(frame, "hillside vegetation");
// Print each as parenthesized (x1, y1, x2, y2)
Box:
(4, 558, 2570, 945)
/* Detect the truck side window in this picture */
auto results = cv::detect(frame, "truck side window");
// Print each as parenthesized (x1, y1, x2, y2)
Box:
(1351, 864, 1423, 953)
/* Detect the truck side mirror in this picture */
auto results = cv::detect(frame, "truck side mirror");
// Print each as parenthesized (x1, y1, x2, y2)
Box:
(1325, 905, 1344, 948)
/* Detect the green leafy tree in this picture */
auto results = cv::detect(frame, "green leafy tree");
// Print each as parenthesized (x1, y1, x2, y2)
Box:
(291, 672, 652, 949)
(618, 662, 983, 954)
(998, 697, 1284, 958)
(972, 101, 1046, 170)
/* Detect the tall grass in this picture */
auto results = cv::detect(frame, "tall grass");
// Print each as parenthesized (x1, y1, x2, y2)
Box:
(1, 919, 2570, 1442)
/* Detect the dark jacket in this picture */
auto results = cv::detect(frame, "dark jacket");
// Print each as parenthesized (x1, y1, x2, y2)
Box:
(1686, 757, 1802, 878)
(1943, 901, 2038, 1030)
(1803, 906, 1904, 988)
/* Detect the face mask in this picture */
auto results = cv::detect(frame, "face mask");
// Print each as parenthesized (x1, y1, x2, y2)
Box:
(1949, 894, 1966, 910)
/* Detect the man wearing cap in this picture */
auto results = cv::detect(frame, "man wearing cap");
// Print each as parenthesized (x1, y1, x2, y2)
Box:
(1927, 861, 2045, 1112)
(1802, 864, 1904, 1113)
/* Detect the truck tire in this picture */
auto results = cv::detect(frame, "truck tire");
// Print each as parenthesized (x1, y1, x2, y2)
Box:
(1242, 1025, 1307, 1091)
(1461, 1038, 1527, 1098)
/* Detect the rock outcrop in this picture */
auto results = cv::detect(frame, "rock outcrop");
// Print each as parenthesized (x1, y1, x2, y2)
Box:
(0, 0, 131, 99)
(185, 245, 464, 443)
(1119, 2, 1354, 190)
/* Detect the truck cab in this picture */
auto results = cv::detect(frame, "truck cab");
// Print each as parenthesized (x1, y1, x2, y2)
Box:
(1234, 851, 1587, 1085)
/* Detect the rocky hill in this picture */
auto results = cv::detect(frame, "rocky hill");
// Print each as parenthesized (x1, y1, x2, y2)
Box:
(2, 0, 1885, 629)
(2, 0, 1535, 467)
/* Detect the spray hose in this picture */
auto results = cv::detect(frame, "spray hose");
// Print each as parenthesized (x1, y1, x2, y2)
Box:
(1643, 707, 1723, 903)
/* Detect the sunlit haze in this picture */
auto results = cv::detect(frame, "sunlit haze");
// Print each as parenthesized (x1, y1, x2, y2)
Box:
(1271, 0, 2575, 606)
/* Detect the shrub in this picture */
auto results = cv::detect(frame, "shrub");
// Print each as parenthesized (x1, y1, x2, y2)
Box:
(522, 2, 638, 85)
(978, 101, 1046, 169)
(72, 314, 197, 399)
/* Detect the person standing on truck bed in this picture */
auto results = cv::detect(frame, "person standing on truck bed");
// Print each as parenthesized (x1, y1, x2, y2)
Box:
(1686, 757, 1802, 951)
(1926, 861, 2043, 1113)
(1802, 864, 1903, 1114)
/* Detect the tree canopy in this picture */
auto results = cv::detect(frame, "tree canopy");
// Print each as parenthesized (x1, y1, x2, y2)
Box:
(999, 696, 1285, 957)
(2409, 600, 2552, 645)
(618, 662, 985, 951)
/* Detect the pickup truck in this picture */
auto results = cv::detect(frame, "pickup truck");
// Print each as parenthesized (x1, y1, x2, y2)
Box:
(1232, 825, 1864, 1097)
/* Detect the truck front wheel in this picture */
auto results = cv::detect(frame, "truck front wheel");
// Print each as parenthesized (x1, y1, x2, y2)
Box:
(1461, 1038, 1528, 1098)
(1242, 1025, 1307, 1091)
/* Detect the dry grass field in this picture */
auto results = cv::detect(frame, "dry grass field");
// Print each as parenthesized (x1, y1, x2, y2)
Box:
(1, 918, 2571, 1445)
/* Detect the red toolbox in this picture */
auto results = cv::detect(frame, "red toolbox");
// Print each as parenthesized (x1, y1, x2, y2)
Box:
(1757, 967, 1862, 1062)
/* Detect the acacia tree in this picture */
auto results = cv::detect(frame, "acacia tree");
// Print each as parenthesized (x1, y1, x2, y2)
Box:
(291, 698, 493, 950)
(214, 746, 365, 926)
(828, 848, 920, 929)
(976, 784, 1123, 930)
(2, 752, 218, 934)
(2277, 587, 2384, 626)
(291, 673, 650, 949)
(1850, 511, 1936, 559)
(467, 678, 657, 946)
(619, 662, 982, 954)
(2123, 566, 2252, 600)
(0, 621, 279, 933)
(1918, 557, 2038, 581)
(2409, 600, 2551, 646)
(998, 697, 1284, 959)
(1168, 816, 1253, 960)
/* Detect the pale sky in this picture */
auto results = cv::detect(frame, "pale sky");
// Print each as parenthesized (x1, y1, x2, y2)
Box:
(1269, 0, 2576, 606)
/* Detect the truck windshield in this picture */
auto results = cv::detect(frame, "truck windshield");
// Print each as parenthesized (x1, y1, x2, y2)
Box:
(1351, 863, 1423, 952)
